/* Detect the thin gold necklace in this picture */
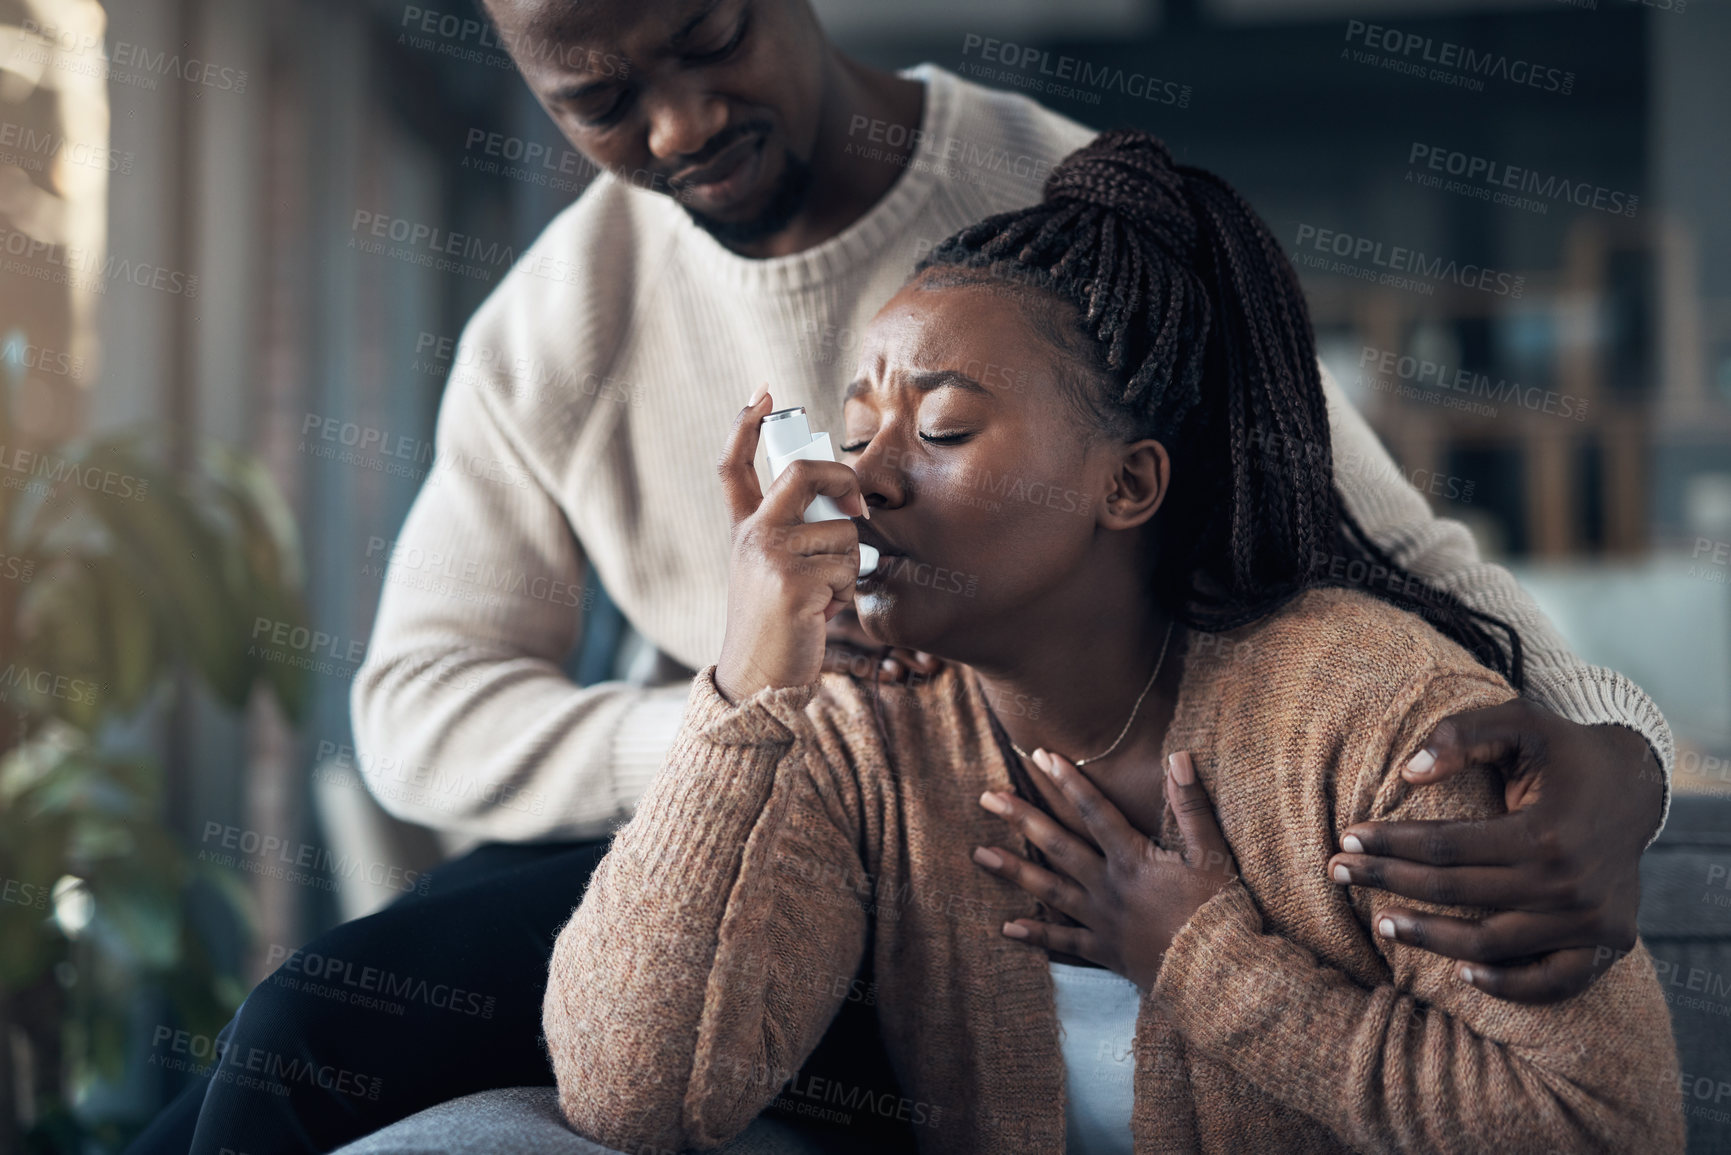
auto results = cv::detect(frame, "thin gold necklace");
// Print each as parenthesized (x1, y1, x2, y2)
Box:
(1003, 620, 1175, 768)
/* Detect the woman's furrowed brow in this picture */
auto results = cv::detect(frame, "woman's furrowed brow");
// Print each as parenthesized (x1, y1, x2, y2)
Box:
(844, 369, 996, 405)
(907, 369, 994, 399)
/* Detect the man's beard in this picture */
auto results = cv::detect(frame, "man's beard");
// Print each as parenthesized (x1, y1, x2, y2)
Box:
(680, 148, 814, 248)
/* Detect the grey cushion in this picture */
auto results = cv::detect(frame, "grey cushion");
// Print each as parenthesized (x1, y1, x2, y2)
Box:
(1637, 793, 1731, 1155)
(330, 1086, 862, 1155)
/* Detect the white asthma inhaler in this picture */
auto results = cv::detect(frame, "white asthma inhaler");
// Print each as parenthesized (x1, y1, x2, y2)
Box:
(760, 405, 879, 577)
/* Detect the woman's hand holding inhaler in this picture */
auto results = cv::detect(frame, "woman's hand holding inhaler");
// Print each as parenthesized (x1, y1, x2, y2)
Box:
(714, 384, 873, 705)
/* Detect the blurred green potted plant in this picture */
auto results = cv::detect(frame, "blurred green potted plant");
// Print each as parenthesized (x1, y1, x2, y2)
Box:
(0, 354, 311, 1152)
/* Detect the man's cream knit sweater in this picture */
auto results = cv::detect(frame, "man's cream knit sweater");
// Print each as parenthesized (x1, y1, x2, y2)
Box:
(350, 64, 1673, 846)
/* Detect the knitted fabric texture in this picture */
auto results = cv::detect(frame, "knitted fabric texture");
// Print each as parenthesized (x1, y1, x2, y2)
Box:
(542, 589, 1684, 1155)
(349, 65, 1675, 848)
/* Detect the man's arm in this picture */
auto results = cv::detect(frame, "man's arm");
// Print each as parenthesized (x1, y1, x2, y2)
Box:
(1150, 668, 1684, 1152)
(1319, 362, 1671, 1002)
(1320, 362, 1674, 810)
(349, 362, 689, 843)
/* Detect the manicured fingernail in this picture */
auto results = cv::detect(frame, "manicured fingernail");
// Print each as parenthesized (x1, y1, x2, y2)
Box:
(1406, 748, 1437, 776)
(881, 659, 899, 675)
(973, 847, 1002, 870)
(1377, 917, 1396, 939)
(1031, 748, 1055, 776)
(1168, 751, 1194, 786)
(1341, 834, 1365, 854)
(1331, 864, 1352, 884)
(1002, 921, 1029, 939)
(1458, 965, 1474, 984)
(980, 791, 1009, 814)
(747, 381, 768, 407)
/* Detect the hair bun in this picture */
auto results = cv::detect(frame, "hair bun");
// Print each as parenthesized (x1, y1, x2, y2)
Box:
(1043, 130, 1197, 263)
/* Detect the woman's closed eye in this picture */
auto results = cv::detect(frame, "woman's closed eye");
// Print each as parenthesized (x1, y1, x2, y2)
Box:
(840, 431, 974, 453)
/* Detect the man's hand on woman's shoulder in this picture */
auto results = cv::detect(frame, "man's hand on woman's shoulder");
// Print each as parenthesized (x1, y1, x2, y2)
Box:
(1326, 699, 1661, 1005)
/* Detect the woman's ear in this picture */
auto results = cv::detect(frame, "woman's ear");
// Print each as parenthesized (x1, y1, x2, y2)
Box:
(1100, 438, 1170, 531)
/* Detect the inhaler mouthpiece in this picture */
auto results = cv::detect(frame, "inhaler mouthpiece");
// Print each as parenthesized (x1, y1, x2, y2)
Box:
(761, 406, 878, 577)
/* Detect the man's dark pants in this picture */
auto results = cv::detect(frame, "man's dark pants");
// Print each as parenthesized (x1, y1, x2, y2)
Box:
(124, 838, 908, 1155)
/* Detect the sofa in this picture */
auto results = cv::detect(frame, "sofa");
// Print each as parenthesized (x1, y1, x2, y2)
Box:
(330, 1086, 888, 1155)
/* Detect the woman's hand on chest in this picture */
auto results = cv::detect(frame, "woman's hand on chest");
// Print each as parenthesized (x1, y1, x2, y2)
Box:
(970, 749, 1239, 991)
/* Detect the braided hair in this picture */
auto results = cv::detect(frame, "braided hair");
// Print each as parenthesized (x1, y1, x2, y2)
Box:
(914, 130, 1524, 688)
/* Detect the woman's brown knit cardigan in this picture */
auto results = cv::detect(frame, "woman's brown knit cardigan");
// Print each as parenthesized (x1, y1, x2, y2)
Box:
(543, 588, 1685, 1154)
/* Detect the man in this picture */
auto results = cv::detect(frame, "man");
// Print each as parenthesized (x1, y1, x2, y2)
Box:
(134, 1, 1672, 1152)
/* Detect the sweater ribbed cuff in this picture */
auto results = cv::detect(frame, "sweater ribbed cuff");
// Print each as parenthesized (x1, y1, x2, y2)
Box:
(1525, 663, 1675, 848)
(687, 665, 819, 745)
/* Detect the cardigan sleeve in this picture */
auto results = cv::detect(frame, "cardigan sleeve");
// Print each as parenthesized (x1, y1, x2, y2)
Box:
(541, 665, 872, 1153)
(1321, 362, 1675, 845)
(1150, 665, 1687, 1155)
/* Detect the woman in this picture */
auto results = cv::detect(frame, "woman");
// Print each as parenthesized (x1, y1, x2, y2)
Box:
(541, 132, 1683, 1154)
